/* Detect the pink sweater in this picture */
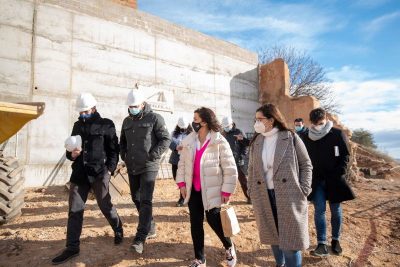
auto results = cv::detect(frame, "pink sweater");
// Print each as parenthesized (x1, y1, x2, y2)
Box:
(192, 139, 210, 191)
(177, 139, 230, 197)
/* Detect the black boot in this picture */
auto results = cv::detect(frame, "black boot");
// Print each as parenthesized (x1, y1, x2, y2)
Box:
(176, 194, 184, 207)
(52, 249, 80, 265)
(114, 217, 124, 245)
(311, 244, 329, 257)
(331, 240, 342, 255)
(176, 198, 184, 207)
(114, 229, 124, 245)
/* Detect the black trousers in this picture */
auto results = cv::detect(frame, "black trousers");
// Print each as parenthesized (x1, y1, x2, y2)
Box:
(128, 171, 157, 241)
(171, 164, 183, 201)
(268, 189, 279, 232)
(237, 167, 250, 200)
(188, 190, 232, 262)
(172, 164, 178, 180)
(66, 172, 122, 250)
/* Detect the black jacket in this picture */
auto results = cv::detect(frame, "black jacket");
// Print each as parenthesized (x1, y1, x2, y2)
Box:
(222, 126, 249, 166)
(300, 127, 355, 203)
(120, 103, 171, 174)
(67, 112, 119, 185)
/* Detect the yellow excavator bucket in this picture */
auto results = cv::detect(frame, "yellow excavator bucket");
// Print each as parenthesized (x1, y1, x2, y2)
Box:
(0, 102, 45, 144)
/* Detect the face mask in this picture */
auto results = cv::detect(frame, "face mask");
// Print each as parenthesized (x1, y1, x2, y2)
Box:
(254, 121, 266, 134)
(295, 126, 303, 132)
(313, 123, 326, 131)
(192, 121, 202, 133)
(224, 126, 232, 132)
(79, 113, 92, 120)
(129, 107, 141, 116)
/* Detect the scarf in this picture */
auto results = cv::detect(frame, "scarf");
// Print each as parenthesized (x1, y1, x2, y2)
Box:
(308, 120, 333, 141)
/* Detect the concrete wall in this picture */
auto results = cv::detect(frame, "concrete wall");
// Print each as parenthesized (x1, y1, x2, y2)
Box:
(0, 0, 259, 186)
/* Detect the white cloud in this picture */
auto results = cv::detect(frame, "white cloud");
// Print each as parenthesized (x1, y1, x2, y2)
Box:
(329, 66, 400, 158)
(140, 0, 340, 52)
(374, 130, 400, 159)
(327, 65, 375, 81)
(362, 11, 400, 38)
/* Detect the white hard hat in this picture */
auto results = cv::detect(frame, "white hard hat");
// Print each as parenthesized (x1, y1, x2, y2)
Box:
(221, 116, 233, 128)
(76, 93, 97, 112)
(127, 89, 145, 106)
(177, 117, 187, 128)
(64, 135, 82, 152)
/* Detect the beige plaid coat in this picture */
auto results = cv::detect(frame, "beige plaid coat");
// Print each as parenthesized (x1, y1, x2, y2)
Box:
(248, 130, 313, 251)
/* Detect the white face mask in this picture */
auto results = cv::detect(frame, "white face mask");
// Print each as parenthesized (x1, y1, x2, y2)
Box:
(313, 122, 326, 131)
(254, 121, 266, 133)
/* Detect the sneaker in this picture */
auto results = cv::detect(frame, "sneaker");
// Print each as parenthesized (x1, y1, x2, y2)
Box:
(331, 240, 342, 255)
(131, 239, 144, 254)
(114, 230, 123, 245)
(226, 243, 237, 266)
(146, 220, 157, 240)
(51, 249, 80, 265)
(311, 244, 329, 257)
(189, 259, 206, 267)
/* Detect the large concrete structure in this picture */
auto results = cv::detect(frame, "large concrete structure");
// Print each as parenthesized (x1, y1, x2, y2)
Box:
(0, 0, 259, 186)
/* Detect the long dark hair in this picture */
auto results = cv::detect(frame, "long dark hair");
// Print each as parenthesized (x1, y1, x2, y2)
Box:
(194, 107, 221, 132)
(172, 124, 193, 137)
(251, 103, 291, 145)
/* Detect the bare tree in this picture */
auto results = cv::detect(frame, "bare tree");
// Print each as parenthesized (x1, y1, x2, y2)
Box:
(258, 45, 339, 113)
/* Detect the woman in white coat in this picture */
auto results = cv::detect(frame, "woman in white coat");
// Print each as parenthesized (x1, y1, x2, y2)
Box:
(176, 107, 238, 267)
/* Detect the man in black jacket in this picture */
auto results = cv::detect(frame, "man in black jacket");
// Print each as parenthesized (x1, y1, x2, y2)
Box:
(52, 93, 123, 265)
(221, 116, 250, 203)
(294, 118, 308, 134)
(300, 108, 355, 257)
(120, 89, 170, 254)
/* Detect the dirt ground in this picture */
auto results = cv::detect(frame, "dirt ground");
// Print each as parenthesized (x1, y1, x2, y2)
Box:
(0, 176, 399, 267)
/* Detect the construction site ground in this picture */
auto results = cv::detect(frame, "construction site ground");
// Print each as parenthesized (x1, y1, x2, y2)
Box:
(0, 176, 399, 267)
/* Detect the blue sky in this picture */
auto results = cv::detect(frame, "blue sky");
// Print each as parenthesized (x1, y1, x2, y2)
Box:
(139, 0, 400, 158)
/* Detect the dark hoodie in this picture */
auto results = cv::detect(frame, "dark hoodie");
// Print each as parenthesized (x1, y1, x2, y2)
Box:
(67, 112, 119, 184)
(120, 103, 171, 174)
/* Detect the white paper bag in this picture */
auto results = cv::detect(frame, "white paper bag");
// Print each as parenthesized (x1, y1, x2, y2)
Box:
(220, 205, 240, 237)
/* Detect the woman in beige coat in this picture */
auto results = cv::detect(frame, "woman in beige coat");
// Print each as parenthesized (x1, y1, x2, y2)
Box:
(248, 104, 312, 267)
(176, 107, 238, 267)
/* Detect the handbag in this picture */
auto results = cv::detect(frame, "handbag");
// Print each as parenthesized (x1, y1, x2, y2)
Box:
(220, 204, 240, 237)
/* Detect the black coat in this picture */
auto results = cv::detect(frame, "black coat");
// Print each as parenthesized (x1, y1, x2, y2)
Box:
(300, 127, 355, 203)
(67, 112, 119, 185)
(120, 103, 171, 174)
(222, 126, 249, 166)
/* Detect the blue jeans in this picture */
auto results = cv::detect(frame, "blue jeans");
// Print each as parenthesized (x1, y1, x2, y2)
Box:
(271, 245, 302, 267)
(312, 182, 342, 244)
(268, 190, 302, 267)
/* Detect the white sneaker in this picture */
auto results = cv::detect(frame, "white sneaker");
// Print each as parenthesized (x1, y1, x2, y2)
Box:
(188, 259, 206, 267)
(226, 243, 237, 266)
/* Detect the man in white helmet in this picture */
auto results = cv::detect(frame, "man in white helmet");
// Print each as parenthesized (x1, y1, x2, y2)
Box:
(52, 93, 123, 265)
(221, 116, 251, 203)
(120, 88, 170, 254)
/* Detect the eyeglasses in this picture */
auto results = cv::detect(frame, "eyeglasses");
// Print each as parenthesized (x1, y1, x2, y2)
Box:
(254, 117, 268, 123)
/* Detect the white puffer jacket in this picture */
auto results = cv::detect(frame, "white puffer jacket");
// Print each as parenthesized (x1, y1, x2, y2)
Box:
(176, 131, 238, 210)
